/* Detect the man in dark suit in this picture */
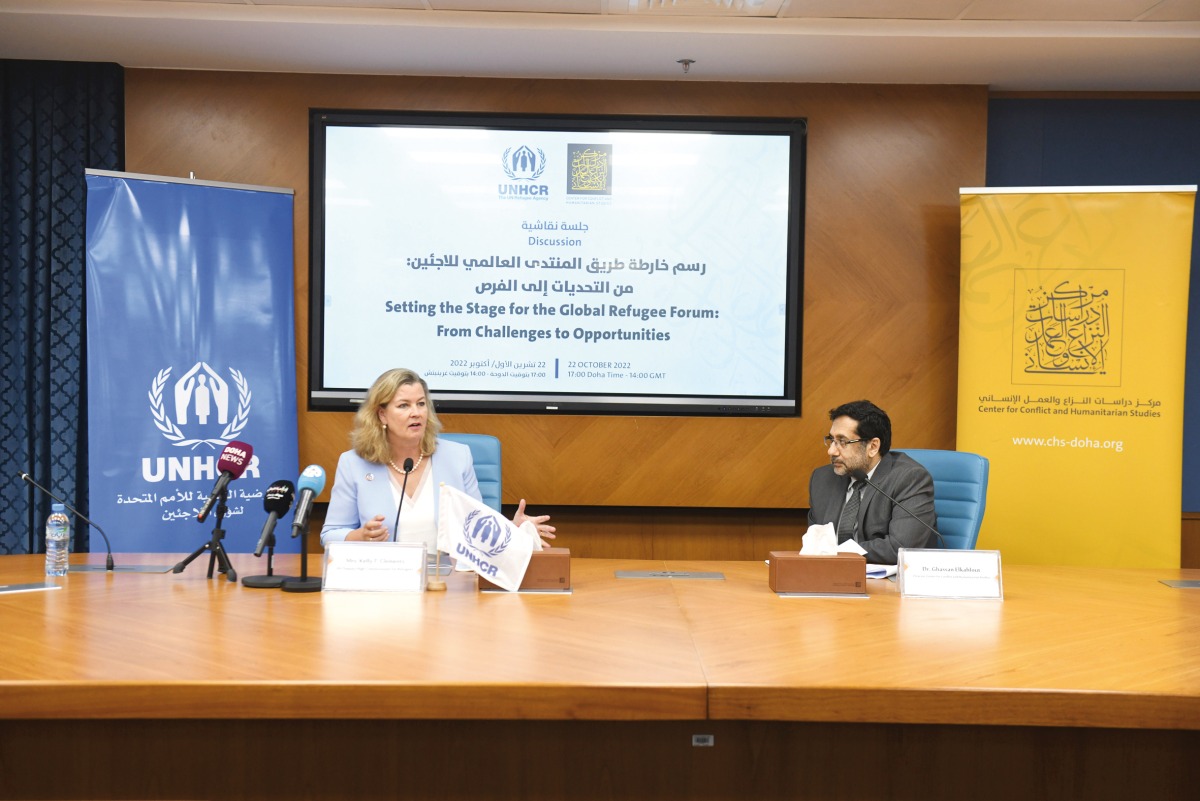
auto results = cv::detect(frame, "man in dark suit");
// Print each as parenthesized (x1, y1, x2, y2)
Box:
(807, 400, 936, 564)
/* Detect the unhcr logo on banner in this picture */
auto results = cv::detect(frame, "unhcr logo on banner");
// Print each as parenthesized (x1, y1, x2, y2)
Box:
(84, 170, 298, 551)
(149, 361, 252, 449)
(142, 361, 259, 484)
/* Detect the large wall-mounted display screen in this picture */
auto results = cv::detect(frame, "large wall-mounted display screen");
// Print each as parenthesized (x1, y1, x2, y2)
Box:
(310, 110, 805, 415)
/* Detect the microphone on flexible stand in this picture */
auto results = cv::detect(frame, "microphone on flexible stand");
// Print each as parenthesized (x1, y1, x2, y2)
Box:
(388, 457, 445, 592)
(282, 465, 327, 593)
(848, 467, 946, 549)
(289, 465, 326, 541)
(390, 457, 414, 543)
(196, 440, 253, 523)
(18, 471, 115, 571)
(244, 479, 296, 589)
(255, 480, 296, 558)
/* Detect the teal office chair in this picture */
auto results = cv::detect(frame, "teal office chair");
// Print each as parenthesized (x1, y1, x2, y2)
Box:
(897, 449, 990, 550)
(440, 433, 502, 512)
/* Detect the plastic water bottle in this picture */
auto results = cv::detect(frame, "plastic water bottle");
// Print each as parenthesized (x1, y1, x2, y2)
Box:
(45, 503, 70, 577)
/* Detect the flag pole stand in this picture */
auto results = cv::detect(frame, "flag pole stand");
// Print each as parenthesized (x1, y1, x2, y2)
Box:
(427, 550, 447, 592)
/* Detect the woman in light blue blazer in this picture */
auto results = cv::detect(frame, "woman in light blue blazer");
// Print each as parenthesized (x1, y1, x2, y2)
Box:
(320, 368, 554, 552)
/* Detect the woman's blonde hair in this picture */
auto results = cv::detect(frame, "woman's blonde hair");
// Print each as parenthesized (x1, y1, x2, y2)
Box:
(350, 368, 442, 464)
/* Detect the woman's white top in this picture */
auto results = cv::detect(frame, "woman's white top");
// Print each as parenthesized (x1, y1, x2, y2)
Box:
(388, 463, 437, 553)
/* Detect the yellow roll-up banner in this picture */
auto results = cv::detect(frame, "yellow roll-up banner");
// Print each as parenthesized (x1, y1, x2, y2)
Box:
(959, 186, 1196, 567)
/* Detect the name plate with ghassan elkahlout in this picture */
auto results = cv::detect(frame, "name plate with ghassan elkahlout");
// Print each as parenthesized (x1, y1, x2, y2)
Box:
(897, 549, 1003, 600)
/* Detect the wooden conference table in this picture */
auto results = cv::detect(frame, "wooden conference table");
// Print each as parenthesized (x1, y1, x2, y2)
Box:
(1, 553, 1197, 799)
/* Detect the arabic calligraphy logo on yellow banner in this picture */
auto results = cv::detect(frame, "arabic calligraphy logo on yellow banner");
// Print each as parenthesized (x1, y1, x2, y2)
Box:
(1013, 269, 1123, 387)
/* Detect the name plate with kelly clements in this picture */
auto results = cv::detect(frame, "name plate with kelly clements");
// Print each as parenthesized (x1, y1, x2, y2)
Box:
(322, 541, 427, 592)
(897, 548, 1003, 600)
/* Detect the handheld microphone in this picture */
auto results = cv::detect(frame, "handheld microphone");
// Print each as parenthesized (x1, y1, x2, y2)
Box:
(18, 471, 116, 571)
(848, 467, 946, 548)
(390, 458, 414, 542)
(196, 440, 253, 523)
(290, 465, 327, 539)
(254, 480, 295, 557)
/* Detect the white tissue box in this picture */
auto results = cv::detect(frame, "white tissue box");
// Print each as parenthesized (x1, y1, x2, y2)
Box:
(768, 551, 866, 595)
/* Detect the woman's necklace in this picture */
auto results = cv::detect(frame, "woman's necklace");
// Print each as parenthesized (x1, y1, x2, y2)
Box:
(388, 451, 424, 475)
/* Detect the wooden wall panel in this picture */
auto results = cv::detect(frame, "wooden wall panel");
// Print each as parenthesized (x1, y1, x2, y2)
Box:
(305, 504, 806, 561)
(309, 506, 1200, 566)
(124, 72, 988, 509)
(1182, 513, 1200, 568)
(5, 719, 1197, 800)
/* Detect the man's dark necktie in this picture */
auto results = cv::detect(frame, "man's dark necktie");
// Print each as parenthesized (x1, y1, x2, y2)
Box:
(837, 481, 863, 542)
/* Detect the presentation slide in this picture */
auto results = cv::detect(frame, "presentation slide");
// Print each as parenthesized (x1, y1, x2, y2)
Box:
(315, 117, 801, 413)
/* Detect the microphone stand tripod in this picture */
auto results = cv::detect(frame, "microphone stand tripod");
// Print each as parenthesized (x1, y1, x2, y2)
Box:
(172, 490, 238, 582)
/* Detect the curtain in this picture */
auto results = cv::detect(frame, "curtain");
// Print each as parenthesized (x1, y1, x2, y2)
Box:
(0, 60, 123, 555)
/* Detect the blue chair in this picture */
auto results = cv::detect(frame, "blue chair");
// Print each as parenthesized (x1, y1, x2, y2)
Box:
(440, 433, 502, 512)
(897, 449, 990, 550)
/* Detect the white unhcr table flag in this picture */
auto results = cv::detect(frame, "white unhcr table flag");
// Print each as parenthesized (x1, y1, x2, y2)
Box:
(437, 484, 541, 592)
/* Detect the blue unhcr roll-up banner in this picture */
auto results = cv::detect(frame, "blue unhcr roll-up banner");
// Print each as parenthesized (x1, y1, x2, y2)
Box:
(85, 170, 299, 553)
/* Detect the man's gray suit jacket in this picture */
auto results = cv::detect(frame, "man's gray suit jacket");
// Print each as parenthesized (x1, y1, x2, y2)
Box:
(807, 450, 937, 564)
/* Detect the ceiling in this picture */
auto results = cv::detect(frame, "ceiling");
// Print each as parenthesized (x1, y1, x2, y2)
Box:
(2, 0, 1199, 91)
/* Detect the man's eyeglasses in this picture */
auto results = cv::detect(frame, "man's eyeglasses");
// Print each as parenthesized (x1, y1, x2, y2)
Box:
(822, 436, 864, 449)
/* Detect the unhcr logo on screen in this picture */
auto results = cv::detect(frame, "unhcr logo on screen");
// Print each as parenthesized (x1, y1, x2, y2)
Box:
(498, 145, 549, 200)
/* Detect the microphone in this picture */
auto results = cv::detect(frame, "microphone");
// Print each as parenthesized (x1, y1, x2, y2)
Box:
(390, 457, 414, 542)
(18, 471, 116, 571)
(196, 440, 253, 523)
(254, 480, 295, 557)
(848, 467, 946, 549)
(290, 465, 327, 539)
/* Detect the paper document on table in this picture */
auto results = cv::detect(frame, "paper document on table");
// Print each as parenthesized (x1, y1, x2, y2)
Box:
(0, 582, 62, 595)
(838, 539, 867, 556)
(866, 564, 898, 579)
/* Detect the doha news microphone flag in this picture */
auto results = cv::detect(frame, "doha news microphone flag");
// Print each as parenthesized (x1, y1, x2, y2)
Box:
(437, 484, 541, 592)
